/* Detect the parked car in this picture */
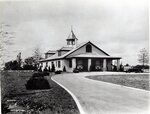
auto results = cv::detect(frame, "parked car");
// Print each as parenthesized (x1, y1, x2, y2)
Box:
(126, 68, 143, 73)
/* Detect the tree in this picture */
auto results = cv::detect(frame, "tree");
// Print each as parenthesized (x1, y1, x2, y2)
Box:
(0, 23, 14, 69)
(24, 56, 35, 65)
(32, 46, 42, 65)
(4, 60, 20, 70)
(138, 48, 149, 67)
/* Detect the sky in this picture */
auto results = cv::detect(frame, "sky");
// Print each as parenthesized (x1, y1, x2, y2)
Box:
(0, 0, 149, 65)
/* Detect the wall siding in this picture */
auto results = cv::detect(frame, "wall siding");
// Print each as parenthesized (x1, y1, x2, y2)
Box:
(67, 43, 108, 58)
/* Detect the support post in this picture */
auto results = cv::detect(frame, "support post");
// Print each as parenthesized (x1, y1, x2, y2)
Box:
(117, 59, 120, 71)
(103, 59, 107, 71)
(88, 58, 91, 71)
(72, 58, 76, 69)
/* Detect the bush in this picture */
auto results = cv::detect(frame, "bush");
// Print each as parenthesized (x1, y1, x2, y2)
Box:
(26, 77, 50, 90)
(4, 60, 21, 70)
(55, 70, 62, 74)
(51, 63, 55, 72)
(25, 72, 50, 90)
(1, 103, 10, 114)
(32, 72, 44, 77)
(73, 68, 79, 73)
(23, 64, 35, 70)
(42, 71, 49, 76)
(63, 66, 66, 72)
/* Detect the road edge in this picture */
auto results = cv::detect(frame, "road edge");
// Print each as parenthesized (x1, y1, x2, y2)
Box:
(51, 75, 85, 114)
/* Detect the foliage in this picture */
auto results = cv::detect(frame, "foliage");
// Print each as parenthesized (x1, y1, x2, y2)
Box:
(48, 66, 51, 72)
(119, 64, 124, 71)
(32, 72, 44, 77)
(73, 68, 79, 73)
(4, 60, 22, 70)
(51, 63, 55, 72)
(25, 73, 50, 90)
(55, 70, 62, 74)
(43, 66, 49, 72)
(113, 65, 117, 71)
(1, 71, 79, 114)
(89, 65, 102, 71)
(32, 46, 42, 65)
(133, 65, 149, 69)
(1, 103, 10, 114)
(24, 56, 35, 65)
(63, 66, 66, 72)
(138, 48, 149, 66)
(23, 64, 37, 70)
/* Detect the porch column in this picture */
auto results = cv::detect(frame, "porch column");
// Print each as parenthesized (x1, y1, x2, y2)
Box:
(103, 59, 107, 71)
(117, 59, 120, 71)
(88, 58, 91, 71)
(72, 58, 76, 69)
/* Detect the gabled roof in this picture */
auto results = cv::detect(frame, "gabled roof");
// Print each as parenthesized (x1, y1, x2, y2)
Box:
(45, 50, 57, 54)
(39, 41, 114, 62)
(64, 41, 110, 58)
(59, 47, 73, 51)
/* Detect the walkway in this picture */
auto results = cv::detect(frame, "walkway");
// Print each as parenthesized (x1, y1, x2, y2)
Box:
(52, 72, 149, 114)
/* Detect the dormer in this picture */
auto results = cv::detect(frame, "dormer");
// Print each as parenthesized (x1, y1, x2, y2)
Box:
(45, 50, 56, 58)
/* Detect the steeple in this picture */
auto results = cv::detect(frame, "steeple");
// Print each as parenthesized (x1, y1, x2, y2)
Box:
(66, 27, 78, 47)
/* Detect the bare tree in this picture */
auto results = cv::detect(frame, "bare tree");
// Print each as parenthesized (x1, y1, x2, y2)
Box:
(0, 23, 14, 68)
(32, 46, 42, 65)
(138, 48, 149, 66)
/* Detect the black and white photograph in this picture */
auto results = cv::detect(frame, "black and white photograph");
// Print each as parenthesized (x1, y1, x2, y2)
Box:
(0, 0, 149, 114)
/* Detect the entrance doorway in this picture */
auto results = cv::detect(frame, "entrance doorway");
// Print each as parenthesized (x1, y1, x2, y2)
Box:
(76, 58, 88, 71)
(91, 59, 103, 71)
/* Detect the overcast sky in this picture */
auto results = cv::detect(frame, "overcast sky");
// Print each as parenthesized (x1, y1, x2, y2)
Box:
(0, 0, 148, 65)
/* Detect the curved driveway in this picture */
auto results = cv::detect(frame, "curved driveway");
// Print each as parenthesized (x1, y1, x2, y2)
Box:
(52, 72, 149, 114)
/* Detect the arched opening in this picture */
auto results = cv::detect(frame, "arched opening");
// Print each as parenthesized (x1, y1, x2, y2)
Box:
(86, 44, 92, 53)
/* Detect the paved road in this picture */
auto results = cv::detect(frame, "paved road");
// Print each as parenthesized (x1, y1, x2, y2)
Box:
(52, 72, 149, 114)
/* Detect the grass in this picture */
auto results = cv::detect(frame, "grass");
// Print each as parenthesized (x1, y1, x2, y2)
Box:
(1, 71, 79, 114)
(86, 74, 149, 91)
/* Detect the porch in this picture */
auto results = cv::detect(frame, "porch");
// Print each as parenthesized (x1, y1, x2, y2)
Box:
(71, 57, 121, 72)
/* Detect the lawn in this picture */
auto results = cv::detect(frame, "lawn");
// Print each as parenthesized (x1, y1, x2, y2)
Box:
(1, 71, 79, 114)
(86, 74, 149, 91)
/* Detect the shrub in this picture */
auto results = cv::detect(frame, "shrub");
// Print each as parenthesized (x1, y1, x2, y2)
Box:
(32, 72, 44, 77)
(4, 60, 21, 70)
(25, 74, 50, 90)
(25, 72, 51, 90)
(1, 103, 10, 114)
(73, 68, 79, 73)
(23, 64, 35, 70)
(38, 66, 42, 72)
(42, 71, 49, 76)
(55, 70, 62, 74)
(63, 66, 66, 72)
(51, 63, 55, 72)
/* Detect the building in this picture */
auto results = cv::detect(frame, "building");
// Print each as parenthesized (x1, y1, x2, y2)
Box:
(39, 29, 121, 72)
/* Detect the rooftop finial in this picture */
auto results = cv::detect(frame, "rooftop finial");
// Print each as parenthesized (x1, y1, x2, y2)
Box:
(71, 25, 73, 32)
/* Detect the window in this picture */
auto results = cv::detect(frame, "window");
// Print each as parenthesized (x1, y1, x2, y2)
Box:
(72, 41, 75, 45)
(86, 44, 92, 53)
(58, 51, 61, 56)
(58, 61, 61, 68)
(69, 59, 72, 68)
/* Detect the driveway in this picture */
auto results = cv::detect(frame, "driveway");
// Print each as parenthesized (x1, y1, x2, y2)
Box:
(52, 72, 149, 114)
